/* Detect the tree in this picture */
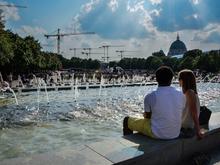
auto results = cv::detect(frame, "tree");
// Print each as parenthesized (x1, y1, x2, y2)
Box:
(178, 56, 195, 70)
(0, 9, 5, 30)
(145, 56, 163, 71)
(109, 61, 117, 67)
(11, 36, 35, 73)
(0, 33, 13, 66)
(161, 56, 180, 71)
(152, 50, 165, 57)
(183, 49, 202, 58)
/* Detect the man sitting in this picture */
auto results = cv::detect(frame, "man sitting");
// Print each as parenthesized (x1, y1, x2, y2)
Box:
(123, 66, 186, 139)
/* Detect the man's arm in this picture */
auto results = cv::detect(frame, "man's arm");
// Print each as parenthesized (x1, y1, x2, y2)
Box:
(143, 93, 155, 119)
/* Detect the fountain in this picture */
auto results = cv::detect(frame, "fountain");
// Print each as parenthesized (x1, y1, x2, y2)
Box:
(83, 73, 86, 84)
(17, 75, 24, 88)
(0, 72, 3, 84)
(74, 77, 79, 101)
(0, 73, 18, 105)
(0, 71, 220, 162)
(121, 75, 125, 87)
(0, 81, 19, 105)
(92, 73, 96, 84)
(71, 73, 75, 86)
(37, 78, 41, 110)
(99, 75, 104, 96)
(41, 79, 50, 104)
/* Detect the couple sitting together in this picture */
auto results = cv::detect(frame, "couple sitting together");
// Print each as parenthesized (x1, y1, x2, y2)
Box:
(124, 66, 203, 140)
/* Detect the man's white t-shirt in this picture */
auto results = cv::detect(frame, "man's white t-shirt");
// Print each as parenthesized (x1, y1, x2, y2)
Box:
(144, 86, 186, 139)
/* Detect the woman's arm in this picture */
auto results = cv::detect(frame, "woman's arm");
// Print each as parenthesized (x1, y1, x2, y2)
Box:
(186, 90, 203, 139)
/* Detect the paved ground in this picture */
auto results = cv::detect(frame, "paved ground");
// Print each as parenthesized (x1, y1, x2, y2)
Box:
(180, 147, 220, 165)
(1, 112, 220, 165)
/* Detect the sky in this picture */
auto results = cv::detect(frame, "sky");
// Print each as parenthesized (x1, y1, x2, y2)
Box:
(1, 0, 220, 61)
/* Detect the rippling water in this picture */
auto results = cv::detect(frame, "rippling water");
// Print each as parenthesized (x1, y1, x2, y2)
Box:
(0, 83, 220, 160)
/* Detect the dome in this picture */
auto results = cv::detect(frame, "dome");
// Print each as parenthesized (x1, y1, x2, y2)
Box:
(168, 34, 187, 56)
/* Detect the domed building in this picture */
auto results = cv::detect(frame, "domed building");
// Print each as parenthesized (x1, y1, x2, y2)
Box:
(168, 34, 187, 57)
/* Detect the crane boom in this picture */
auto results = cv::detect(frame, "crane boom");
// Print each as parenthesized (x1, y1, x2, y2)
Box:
(69, 47, 100, 57)
(44, 28, 95, 54)
(45, 32, 95, 38)
(0, 4, 27, 8)
(99, 45, 124, 62)
(61, 32, 95, 37)
(116, 50, 139, 59)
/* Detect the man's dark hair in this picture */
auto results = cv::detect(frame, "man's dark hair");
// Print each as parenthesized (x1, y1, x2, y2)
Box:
(155, 66, 174, 86)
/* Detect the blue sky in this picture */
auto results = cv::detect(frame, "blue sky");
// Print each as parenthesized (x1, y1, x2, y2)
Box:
(1, 0, 220, 60)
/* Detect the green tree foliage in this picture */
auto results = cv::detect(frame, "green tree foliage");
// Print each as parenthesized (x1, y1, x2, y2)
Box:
(115, 49, 220, 73)
(152, 50, 165, 57)
(160, 56, 180, 71)
(197, 51, 220, 73)
(0, 9, 5, 30)
(178, 56, 195, 70)
(183, 49, 202, 58)
(0, 32, 13, 66)
(178, 49, 202, 71)
(67, 57, 100, 70)
(145, 56, 163, 70)
(0, 28, 101, 75)
(109, 61, 117, 68)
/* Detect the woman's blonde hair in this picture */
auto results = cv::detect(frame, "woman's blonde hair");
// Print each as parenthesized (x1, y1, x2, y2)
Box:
(178, 69, 197, 94)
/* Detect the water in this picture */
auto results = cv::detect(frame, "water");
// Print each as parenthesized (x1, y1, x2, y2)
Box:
(0, 83, 220, 160)
(0, 81, 19, 106)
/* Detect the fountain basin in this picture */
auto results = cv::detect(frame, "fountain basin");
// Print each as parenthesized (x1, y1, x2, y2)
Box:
(0, 83, 220, 163)
(11, 82, 158, 93)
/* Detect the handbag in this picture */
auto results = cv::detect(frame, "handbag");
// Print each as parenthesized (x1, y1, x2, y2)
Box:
(199, 106, 212, 126)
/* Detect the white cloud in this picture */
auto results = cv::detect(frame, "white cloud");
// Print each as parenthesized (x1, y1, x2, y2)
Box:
(127, 1, 145, 13)
(108, 0, 119, 12)
(184, 13, 199, 21)
(81, 0, 100, 13)
(130, 38, 143, 48)
(127, 1, 157, 34)
(191, 0, 200, 5)
(193, 23, 220, 43)
(18, 25, 47, 37)
(0, 1, 20, 21)
(150, 9, 161, 17)
(193, 14, 198, 19)
(53, 0, 219, 59)
(15, 25, 48, 46)
(13, 25, 52, 51)
(149, 0, 162, 5)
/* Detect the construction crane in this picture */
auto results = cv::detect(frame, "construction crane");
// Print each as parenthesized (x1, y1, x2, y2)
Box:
(69, 47, 100, 57)
(69, 48, 84, 57)
(44, 28, 95, 54)
(116, 50, 139, 60)
(0, 4, 27, 8)
(81, 51, 103, 59)
(99, 45, 124, 63)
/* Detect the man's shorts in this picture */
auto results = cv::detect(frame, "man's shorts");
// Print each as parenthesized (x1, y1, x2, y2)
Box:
(128, 117, 155, 138)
